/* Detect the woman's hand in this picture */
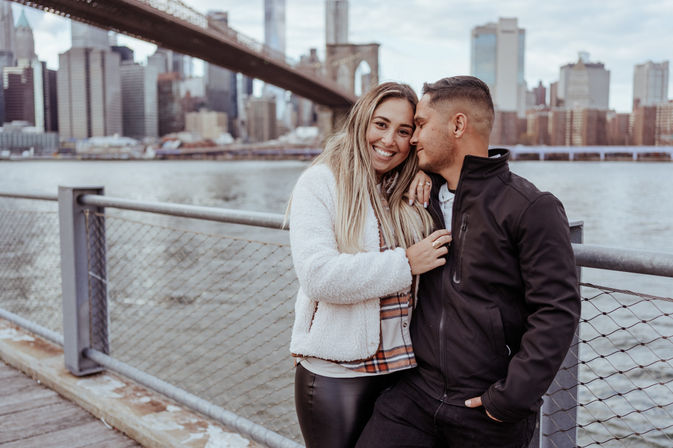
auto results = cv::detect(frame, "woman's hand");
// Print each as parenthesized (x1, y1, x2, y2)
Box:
(408, 170, 432, 207)
(406, 229, 452, 275)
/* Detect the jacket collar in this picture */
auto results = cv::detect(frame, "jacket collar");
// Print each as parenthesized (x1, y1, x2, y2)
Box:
(460, 147, 510, 180)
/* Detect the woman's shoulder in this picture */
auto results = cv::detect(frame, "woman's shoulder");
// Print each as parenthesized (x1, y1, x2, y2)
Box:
(295, 163, 336, 192)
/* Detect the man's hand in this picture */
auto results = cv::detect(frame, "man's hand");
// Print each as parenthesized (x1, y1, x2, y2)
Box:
(465, 396, 503, 422)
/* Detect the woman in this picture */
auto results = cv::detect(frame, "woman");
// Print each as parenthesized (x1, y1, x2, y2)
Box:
(288, 82, 451, 448)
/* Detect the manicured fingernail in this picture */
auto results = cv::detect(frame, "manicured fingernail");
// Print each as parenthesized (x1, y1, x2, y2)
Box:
(424, 202, 428, 208)
(409, 199, 414, 205)
(465, 399, 471, 406)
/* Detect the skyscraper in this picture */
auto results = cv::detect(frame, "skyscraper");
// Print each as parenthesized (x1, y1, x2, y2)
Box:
(0, 1, 15, 58)
(326, 0, 348, 44)
(471, 18, 526, 116)
(633, 60, 669, 109)
(264, 0, 286, 55)
(206, 11, 238, 137)
(71, 21, 109, 50)
(13, 10, 34, 62)
(120, 62, 158, 138)
(0, 1, 16, 125)
(558, 53, 610, 110)
(57, 23, 122, 139)
(263, 0, 288, 127)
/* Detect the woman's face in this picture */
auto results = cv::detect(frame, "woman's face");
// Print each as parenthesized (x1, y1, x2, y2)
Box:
(366, 97, 415, 177)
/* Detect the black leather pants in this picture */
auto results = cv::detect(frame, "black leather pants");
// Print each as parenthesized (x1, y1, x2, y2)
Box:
(294, 363, 400, 448)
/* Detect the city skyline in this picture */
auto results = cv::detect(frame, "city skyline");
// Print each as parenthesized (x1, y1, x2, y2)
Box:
(7, 0, 672, 114)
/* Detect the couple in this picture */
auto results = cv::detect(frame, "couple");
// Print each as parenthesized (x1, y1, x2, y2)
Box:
(288, 76, 581, 448)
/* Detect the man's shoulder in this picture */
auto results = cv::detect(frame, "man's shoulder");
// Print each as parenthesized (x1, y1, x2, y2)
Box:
(499, 171, 557, 206)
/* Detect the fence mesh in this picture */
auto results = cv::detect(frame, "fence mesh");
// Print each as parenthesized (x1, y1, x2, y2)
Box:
(2, 196, 673, 447)
(0, 198, 62, 334)
(545, 283, 673, 448)
(94, 212, 301, 441)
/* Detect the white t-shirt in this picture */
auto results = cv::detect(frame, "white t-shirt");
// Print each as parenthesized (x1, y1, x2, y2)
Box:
(438, 182, 455, 231)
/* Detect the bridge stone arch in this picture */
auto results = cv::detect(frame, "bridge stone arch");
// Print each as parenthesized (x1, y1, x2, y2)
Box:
(326, 43, 380, 96)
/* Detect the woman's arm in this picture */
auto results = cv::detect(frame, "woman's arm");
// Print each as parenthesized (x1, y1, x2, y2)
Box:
(289, 166, 413, 305)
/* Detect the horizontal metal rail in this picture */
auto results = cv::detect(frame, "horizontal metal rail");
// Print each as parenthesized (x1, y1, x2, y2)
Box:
(84, 348, 303, 448)
(4, 191, 673, 277)
(572, 243, 673, 278)
(0, 191, 57, 201)
(0, 308, 64, 346)
(79, 194, 287, 230)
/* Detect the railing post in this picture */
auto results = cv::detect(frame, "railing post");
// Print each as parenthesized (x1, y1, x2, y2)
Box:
(58, 186, 109, 376)
(536, 221, 583, 447)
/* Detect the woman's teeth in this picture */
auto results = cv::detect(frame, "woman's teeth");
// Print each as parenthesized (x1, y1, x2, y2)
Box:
(374, 147, 393, 158)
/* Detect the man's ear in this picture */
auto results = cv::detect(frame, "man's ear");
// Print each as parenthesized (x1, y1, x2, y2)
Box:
(453, 113, 467, 138)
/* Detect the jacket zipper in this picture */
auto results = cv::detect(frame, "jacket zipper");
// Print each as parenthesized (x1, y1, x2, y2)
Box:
(452, 214, 469, 285)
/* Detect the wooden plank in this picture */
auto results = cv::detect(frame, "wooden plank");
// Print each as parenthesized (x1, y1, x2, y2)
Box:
(0, 420, 140, 448)
(0, 401, 93, 443)
(0, 374, 36, 396)
(0, 387, 61, 416)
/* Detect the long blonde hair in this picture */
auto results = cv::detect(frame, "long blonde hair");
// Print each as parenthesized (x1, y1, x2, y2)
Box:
(311, 82, 433, 253)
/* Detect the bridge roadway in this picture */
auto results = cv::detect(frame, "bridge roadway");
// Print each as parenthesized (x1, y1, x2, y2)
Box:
(0, 360, 140, 447)
(10, 0, 356, 109)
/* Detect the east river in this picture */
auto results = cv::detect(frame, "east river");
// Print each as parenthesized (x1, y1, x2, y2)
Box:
(1, 158, 672, 446)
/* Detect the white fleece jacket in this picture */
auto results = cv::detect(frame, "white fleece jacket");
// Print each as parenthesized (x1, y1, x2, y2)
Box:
(289, 163, 413, 361)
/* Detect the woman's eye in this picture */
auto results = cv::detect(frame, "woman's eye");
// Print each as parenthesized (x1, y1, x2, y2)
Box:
(399, 130, 411, 137)
(375, 121, 387, 128)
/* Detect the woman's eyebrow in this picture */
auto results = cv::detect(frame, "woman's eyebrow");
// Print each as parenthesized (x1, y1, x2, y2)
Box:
(372, 115, 391, 122)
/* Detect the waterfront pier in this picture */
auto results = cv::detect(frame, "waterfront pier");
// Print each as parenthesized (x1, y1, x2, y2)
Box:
(1, 189, 673, 447)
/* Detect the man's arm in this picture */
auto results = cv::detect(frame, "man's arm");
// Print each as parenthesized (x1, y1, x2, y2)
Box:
(480, 193, 581, 422)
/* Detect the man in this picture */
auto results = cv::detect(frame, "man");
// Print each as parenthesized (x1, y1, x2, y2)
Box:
(356, 76, 581, 447)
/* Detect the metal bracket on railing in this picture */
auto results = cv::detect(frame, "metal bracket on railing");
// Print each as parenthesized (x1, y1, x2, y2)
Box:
(59, 186, 109, 376)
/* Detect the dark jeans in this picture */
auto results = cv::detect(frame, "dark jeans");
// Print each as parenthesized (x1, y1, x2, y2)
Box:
(295, 363, 400, 448)
(355, 379, 538, 448)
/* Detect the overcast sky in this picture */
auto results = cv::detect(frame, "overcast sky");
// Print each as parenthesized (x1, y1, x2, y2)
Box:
(12, 0, 673, 113)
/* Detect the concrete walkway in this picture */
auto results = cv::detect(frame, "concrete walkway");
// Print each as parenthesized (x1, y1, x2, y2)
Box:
(0, 360, 140, 447)
(0, 318, 258, 448)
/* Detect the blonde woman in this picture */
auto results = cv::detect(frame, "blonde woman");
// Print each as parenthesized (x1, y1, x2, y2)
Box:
(289, 82, 452, 448)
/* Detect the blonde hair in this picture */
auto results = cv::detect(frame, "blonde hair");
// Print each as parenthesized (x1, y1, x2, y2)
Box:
(311, 82, 433, 253)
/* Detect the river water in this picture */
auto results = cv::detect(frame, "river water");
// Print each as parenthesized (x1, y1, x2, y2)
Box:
(2, 159, 672, 294)
(1, 159, 672, 446)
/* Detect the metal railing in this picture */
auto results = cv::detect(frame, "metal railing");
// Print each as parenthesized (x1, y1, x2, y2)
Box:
(1, 189, 673, 447)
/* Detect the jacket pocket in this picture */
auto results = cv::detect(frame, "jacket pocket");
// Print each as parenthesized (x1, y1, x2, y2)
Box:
(307, 300, 318, 332)
(452, 214, 469, 285)
(486, 306, 510, 368)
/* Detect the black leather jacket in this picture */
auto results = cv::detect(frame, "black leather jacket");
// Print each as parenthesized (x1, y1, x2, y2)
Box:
(407, 148, 581, 423)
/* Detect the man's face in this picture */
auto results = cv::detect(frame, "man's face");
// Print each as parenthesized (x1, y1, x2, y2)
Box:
(411, 94, 456, 174)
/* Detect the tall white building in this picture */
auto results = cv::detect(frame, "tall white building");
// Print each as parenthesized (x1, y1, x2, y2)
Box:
(558, 53, 610, 110)
(263, 0, 289, 126)
(71, 21, 109, 50)
(633, 60, 669, 109)
(471, 18, 526, 116)
(120, 62, 158, 138)
(326, 0, 348, 44)
(57, 23, 122, 139)
(0, 1, 15, 57)
(13, 10, 34, 62)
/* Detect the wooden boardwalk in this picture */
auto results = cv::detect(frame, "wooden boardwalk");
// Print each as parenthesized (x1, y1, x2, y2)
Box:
(0, 360, 140, 448)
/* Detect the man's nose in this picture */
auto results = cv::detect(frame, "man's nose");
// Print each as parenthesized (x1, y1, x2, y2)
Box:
(410, 128, 419, 145)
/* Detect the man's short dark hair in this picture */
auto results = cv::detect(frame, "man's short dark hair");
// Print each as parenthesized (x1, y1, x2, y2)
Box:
(422, 76, 495, 134)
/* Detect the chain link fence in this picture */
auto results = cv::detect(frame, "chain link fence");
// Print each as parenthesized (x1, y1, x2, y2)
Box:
(0, 197, 62, 334)
(2, 194, 673, 446)
(96, 211, 301, 441)
(545, 283, 673, 447)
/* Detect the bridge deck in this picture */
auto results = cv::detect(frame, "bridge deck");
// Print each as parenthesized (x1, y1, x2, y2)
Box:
(0, 360, 140, 448)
